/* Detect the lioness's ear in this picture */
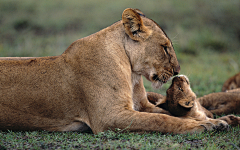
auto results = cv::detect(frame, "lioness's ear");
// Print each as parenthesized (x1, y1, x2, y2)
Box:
(178, 99, 194, 108)
(122, 8, 152, 41)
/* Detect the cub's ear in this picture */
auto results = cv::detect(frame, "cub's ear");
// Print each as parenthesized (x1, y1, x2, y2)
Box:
(178, 99, 194, 108)
(122, 8, 152, 41)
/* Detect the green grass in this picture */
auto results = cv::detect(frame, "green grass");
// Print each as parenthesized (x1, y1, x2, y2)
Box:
(0, 0, 240, 149)
(1, 128, 240, 149)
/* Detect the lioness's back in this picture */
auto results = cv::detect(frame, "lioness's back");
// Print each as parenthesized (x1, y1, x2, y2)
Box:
(0, 56, 83, 130)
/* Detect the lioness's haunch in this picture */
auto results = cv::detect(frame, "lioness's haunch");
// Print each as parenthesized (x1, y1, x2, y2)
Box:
(1, 8, 221, 134)
(155, 75, 240, 127)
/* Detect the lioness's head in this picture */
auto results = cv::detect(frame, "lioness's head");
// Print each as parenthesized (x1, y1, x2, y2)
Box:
(166, 75, 196, 116)
(122, 8, 180, 88)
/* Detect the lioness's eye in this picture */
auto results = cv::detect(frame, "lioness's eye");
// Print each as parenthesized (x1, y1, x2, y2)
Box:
(162, 45, 169, 56)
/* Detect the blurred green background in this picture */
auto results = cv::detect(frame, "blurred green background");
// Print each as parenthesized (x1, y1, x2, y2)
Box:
(0, 0, 239, 96)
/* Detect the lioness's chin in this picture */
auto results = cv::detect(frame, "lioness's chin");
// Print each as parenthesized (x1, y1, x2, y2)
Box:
(150, 74, 173, 89)
(151, 81, 163, 89)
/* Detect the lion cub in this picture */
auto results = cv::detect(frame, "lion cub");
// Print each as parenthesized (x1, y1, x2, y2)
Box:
(156, 75, 239, 127)
(156, 75, 214, 119)
(222, 72, 240, 92)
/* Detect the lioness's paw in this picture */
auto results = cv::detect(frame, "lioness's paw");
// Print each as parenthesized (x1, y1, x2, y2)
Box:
(214, 120, 229, 131)
(198, 120, 216, 131)
(207, 119, 229, 131)
(181, 120, 215, 134)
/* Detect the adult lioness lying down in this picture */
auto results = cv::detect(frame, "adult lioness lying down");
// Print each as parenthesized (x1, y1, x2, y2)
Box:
(0, 8, 221, 134)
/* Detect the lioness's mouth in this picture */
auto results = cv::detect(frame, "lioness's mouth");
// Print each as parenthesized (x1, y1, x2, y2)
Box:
(152, 74, 168, 83)
(150, 73, 172, 89)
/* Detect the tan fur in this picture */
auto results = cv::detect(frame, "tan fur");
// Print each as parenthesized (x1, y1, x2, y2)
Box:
(226, 88, 240, 93)
(217, 115, 240, 127)
(1, 8, 219, 134)
(156, 76, 231, 129)
(147, 92, 165, 105)
(222, 72, 240, 92)
(198, 92, 240, 115)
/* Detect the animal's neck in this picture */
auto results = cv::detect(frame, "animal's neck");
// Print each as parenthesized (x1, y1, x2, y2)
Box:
(191, 100, 208, 120)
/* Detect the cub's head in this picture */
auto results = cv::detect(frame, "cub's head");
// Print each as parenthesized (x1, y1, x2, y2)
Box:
(222, 72, 240, 92)
(165, 75, 196, 116)
(122, 8, 180, 88)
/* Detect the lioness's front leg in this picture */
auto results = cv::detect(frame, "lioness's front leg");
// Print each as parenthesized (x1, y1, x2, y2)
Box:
(102, 110, 216, 134)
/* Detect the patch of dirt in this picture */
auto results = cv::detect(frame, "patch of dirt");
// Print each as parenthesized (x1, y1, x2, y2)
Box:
(181, 139, 203, 149)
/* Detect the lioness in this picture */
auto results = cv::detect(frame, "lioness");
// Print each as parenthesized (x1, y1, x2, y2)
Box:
(222, 72, 240, 92)
(1, 8, 219, 134)
(155, 75, 238, 128)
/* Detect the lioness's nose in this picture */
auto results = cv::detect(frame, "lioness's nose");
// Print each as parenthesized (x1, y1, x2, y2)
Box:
(173, 71, 178, 76)
(173, 65, 180, 76)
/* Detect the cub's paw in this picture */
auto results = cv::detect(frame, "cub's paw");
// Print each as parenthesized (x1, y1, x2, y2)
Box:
(218, 115, 240, 127)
